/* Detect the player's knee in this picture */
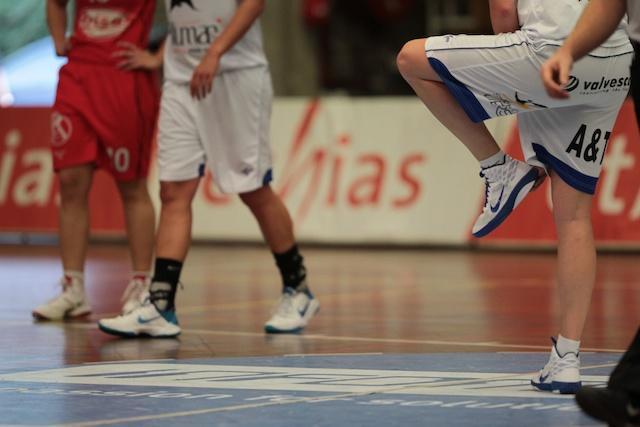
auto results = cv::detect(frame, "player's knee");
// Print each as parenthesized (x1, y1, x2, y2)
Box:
(396, 42, 413, 78)
(396, 39, 427, 79)
(117, 179, 150, 203)
(58, 169, 91, 200)
(159, 182, 193, 207)
(239, 186, 272, 209)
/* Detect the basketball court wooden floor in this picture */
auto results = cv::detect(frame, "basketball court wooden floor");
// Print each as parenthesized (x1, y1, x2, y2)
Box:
(0, 243, 638, 426)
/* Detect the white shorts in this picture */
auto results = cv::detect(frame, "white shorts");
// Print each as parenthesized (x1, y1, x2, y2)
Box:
(426, 32, 633, 194)
(158, 66, 274, 194)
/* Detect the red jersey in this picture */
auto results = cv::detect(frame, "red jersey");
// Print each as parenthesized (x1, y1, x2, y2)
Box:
(68, 0, 156, 66)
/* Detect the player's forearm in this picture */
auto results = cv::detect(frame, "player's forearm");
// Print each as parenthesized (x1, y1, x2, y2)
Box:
(561, 0, 627, 61)
(46, 0, 68, 50)
(206, 0, 265, 59)
(489, 0, 519, 34)
(153, 39, 166, 67)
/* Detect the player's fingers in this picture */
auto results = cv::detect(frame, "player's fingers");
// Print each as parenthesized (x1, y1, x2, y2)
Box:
(205, 73, 214, 95)
(117, 41, 138, 51)
(559, 63, 570, 87)
(112, 50, 133, 58)
(540, 62, 554, 86)
(199, 76, 207, 99)
(190, 76, 197, 98)
(116, 59, 132, 70)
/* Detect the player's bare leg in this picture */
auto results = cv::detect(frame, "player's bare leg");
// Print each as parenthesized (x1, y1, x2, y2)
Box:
(116, 178, 156, 313)
(155, 179, 201, 262)
(58, 165, 93, 271)
(32, 164, 93, 320)
(98, 179, 198, 337)
(397, 38, 501, 160)
(550, 171, 596, 342)
(531, 171, 594, 393)
(397, 38, 541, 237)
(239, 186, 295, 253)
(239, 185, 319, 333)
(117, 179, 155, 271)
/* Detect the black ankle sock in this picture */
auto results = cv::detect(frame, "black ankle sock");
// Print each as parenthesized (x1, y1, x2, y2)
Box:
(150, 258, 182, 312)
(273, 245, 307, 291)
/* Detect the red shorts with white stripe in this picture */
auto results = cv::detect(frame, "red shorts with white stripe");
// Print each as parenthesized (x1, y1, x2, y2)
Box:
(51, 61, 159, 181)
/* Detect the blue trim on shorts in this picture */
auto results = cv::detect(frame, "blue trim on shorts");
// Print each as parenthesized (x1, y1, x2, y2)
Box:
(198, 163, 206, 177)
(427, 57, 490, 123)
(262, 169, 273, 186)
(532, 143, 597, 195)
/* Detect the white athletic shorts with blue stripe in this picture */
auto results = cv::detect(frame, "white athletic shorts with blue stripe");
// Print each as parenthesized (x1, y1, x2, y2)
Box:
(158, 66, 274, 194)
(425, 31, 633, 194)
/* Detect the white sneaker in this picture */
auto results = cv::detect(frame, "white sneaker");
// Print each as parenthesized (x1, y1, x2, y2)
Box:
(98, 301, 181, 338)
(472, 155, 538, 238)
(531, 338, 582, 394)
(32, 275, 91, 321)
(120, 276, 150, 315)
(264, 287, 320, 333)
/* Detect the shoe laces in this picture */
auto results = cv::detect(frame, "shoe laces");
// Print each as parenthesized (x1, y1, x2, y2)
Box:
(478, 157, 515, 213)
(272, 289, 297, 318)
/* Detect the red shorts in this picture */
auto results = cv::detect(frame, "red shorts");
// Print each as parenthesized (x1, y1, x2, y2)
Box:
(51, 61, 160, 181)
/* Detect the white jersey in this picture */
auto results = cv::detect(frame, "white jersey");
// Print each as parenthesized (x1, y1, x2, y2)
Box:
(627, 0, 640, 42)
(518, 0, 631, 55)
(163, 0, 268, 83)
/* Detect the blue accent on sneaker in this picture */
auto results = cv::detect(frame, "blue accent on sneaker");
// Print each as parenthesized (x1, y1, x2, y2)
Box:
(428, 57, 490, 123)
(262, 169, 273, 186)
(531, 379, 582, 394)
(159, 310, 179, 325)
(532, 144, 597, 195)
(137, 315, 161, 324)
(472, 168, 538, 238)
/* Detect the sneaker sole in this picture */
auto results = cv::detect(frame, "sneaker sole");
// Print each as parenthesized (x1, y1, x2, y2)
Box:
(264, 300, 320, 334)
(531, 379, 582, 394)
(473, 168, 538, 238)
(32, 307, 92, 321)
(98, 322, 181, 339)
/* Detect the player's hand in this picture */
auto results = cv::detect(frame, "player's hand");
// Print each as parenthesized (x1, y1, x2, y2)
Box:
(541, 48, 574, 99)
(54, 38, 71, 57)
(113, 41, 162, 71)
(190, 53, 220, 100)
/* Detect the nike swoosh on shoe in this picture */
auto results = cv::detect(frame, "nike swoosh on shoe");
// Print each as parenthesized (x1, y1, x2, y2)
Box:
(137, 315, 161, 324)
(490, 188, 505, 213)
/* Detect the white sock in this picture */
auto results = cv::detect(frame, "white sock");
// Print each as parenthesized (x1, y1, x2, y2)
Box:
(479, 151, 506, 169)
(556, 334, 580, 356)
(64, 270, 84, 282)
(63, 270, 85, 294)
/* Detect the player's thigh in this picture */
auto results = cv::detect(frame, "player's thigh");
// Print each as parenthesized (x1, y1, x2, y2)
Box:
(424, 32, 548, 122)
(196, 67, 274, 195)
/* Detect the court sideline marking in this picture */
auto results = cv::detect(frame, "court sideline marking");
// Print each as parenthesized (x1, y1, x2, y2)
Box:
(8, 321, 625, 353)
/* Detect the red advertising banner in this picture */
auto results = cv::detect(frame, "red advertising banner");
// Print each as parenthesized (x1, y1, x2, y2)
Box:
(0, 108, 125, 234)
